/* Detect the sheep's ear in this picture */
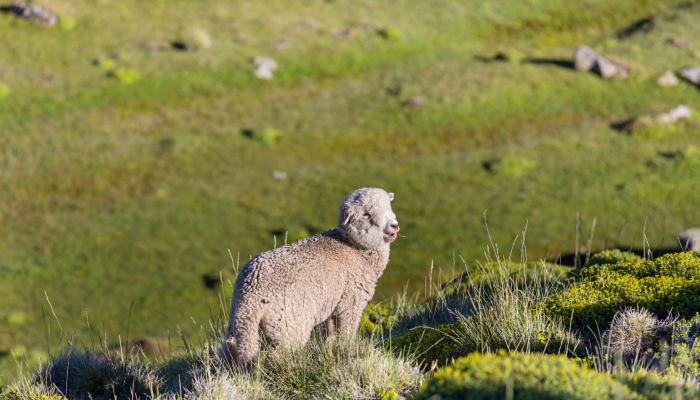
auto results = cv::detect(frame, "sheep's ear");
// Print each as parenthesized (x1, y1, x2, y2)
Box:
(388, 192, 394, 202)
(341, 205, 354, 226)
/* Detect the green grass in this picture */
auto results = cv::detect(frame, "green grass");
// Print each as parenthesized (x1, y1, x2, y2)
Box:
(2, 0, 700, 382)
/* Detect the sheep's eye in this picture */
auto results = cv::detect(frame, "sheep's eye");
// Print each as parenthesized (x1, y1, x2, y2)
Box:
(363, 212, 371, 219)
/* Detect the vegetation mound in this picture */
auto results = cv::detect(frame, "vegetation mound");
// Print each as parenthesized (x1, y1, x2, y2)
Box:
(414, 351, 636, 400)
(544, 252, 700, 331)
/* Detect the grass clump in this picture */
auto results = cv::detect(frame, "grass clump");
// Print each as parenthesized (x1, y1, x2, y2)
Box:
(391, 256, 579, 367)
(260, 337, 421, 399)
(414, 351, 637, 400)
(35, 349, 159, 399)
(173, 27, 212, 51)
(616, 369, 699, 400)
(545, 252, 700, 332)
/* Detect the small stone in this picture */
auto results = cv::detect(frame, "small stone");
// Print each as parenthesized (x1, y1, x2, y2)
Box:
(657, 71, 679, 87)
(272, 170, 288, 180)
(252, 56, 277, 80)
(594, 56, 628, 79)
(669, 37, 689, 49)
(679, 66, 700, 86)
(274, 39, 289, 50)
(400, 96, 427, 107)
(574, 45, 598, 71)
(679, 229, 700, 251)
(332, 28, 354, 38)
(573, 45, 627, 78)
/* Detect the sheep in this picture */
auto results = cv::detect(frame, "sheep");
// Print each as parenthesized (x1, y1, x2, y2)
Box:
(220, 187, 400, 368)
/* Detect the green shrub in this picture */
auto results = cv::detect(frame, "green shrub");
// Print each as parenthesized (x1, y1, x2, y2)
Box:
(545, 252, 700, 332)
(668, 314, 700, 381)
(414, 352, 637, 400)
(587, 249, 643, 267)
(37, 350, 159, 400)
(617, 369, 699, 400)
(360, 303, 396, 335)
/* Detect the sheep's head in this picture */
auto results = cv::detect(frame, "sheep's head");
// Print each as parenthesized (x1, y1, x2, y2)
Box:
(338, 188, 399, 249)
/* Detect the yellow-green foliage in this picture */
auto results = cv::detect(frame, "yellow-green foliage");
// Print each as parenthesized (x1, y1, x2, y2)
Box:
(545, 252, 700, 330)
(360, 303, 395, 335)
(390, 324, 463, 367)
(414, 352, 637, 400)
(618, 369, 700, 400)
(587, 249, 642, 266)
(668, 314, 700, 381)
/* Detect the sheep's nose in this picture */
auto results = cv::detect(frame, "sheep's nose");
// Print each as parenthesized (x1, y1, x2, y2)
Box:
(390, 221, 400, 231)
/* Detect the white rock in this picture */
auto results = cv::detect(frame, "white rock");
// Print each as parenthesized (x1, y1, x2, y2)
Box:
(679, 229, 700, 251)
(252, 57, 278, 80)
(657, 71, 679, 87)
(654, 105, 691, 125)
(574, 45, 598, 71)
(272, 170, 288, 180)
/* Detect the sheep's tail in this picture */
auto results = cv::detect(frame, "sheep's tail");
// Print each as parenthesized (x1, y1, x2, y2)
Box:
(220, 305, 262, 370)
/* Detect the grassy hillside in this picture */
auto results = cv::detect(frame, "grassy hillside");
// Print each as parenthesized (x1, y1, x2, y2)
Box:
(2, 0, 700, 381)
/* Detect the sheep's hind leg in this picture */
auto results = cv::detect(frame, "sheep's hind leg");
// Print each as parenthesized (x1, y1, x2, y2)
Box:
(324, 315, 338, 342)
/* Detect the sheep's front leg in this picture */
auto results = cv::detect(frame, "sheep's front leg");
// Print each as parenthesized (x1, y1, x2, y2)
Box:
(335, 301, 364, 337)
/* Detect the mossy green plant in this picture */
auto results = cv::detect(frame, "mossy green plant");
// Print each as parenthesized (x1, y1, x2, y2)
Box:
(414, 351, 637, 400)
(668, 314, 700, 381)
(360, 303, 396, 335)
(243, 127, 283, 145)
(545, 252, 700, 331)
(494, 155, 539, 177)
(0, 82, 10, 99)
(587, 249, 643, 267)
(111, 68, 141, 85)
(377, 27, 402, 40)
(58, 16, 77, 32)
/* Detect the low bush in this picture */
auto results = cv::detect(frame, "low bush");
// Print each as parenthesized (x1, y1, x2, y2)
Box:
(668, 314, 700, 381)
(35, 350, 159, 399)
(618, 369, 700, 400)
(413, 351, 637, 400)
(545, 252, 700, 332)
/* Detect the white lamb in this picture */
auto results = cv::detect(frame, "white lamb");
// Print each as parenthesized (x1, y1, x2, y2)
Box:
(221, 187, 399, 367)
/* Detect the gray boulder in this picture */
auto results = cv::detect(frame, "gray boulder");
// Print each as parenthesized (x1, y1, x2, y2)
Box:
(574, 45, 598, 71)
(679, 229, 700, 251)
(0, 2, 57, 26)
(573, 45, 627, 79)
(679, 66, 700, 87)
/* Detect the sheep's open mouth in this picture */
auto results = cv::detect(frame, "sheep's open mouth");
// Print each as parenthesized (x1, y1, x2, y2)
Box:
(385, 231, 399, 242)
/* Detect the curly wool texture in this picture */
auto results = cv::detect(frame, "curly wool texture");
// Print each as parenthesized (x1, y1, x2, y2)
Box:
(222, 188, 399, 367)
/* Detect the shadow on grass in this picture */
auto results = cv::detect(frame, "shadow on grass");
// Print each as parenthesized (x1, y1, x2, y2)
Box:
(551, 246, 684, 267)
(523, 58, 575, 70)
